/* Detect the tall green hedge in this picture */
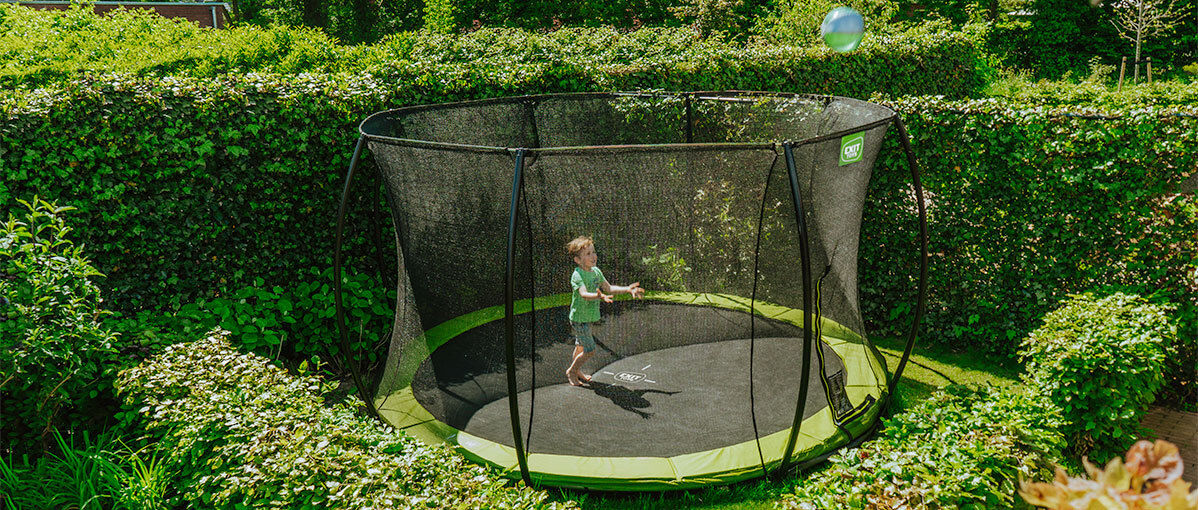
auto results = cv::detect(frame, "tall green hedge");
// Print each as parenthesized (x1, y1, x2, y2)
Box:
(0, 22, 985, 311)
(863, 97, 1195, 355)
(1, 4, 987, 94)
(2, 14, 1193, 369)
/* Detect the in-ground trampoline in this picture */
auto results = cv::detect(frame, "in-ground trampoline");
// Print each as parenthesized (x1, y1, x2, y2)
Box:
(334, 92, 928, 491)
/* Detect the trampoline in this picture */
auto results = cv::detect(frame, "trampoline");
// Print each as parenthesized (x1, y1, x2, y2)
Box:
(333, 92, 928, 491)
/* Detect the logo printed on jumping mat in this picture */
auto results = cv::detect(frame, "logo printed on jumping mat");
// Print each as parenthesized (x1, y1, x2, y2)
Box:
(614, 372, 646, 383)
(840, 132, 864, 166)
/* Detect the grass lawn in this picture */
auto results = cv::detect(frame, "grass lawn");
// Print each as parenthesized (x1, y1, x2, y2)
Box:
(547, 336, 1025, 509)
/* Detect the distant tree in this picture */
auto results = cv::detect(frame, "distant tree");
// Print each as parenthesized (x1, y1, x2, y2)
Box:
(1109, 0, 1181, 80)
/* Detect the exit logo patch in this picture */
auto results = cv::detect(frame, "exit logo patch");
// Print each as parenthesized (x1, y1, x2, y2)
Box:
(840, 132, 864, 166)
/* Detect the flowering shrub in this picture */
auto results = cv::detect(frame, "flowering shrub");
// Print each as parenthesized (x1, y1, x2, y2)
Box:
(1019, 440, 1198, 510)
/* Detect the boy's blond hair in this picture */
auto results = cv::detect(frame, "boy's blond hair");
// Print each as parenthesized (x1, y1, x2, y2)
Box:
(565, 236, 593, 259)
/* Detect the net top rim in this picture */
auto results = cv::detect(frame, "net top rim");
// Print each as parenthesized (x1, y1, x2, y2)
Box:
(357, 91, 898, 155)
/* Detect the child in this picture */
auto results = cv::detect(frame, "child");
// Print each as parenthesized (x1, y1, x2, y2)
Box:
(564, 236, 645, 386)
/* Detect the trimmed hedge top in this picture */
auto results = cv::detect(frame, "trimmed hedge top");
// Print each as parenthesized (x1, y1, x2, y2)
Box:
(0, 4, 987, 98)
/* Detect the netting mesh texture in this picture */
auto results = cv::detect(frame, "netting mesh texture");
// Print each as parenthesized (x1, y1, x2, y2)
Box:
(364, 92, 894, 462)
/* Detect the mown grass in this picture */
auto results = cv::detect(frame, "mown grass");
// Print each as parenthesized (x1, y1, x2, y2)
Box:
(547, 336, 1024, 509)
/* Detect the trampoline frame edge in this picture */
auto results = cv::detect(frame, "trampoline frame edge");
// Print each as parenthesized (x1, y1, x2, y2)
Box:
(373, 292, 888, 491)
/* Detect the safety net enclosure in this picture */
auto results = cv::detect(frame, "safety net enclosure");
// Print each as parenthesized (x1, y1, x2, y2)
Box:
(339, 91, 927, 491)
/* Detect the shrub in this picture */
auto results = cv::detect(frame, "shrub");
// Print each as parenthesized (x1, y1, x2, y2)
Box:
(780, 384, 1066, 509)
(176, 268, 395, 371)
(0, 198, 122, 456)
(1019, 292, 1178, 462)
(114, 331, 573, 509)
(284, 267, 395, 370)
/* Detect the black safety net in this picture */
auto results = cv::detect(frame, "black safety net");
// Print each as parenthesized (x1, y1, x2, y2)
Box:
(355, 92, 904, 486)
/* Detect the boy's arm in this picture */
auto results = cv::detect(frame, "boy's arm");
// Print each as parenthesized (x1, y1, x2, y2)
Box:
(578, 283, 614, 303)
(577, 284, 602, 300)
(602, 281, 645, 299)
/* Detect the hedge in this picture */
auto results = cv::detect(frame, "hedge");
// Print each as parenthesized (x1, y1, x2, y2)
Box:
(864, 97, 1195, 408)
(863, 97, 1196, 352)
(1, 15, 1193, 367)
(1019, 292, 1178, 462)
(0, 21, 987, 316)
(114, 331, 573, 509)
(781, 384, 1066, 509)
(1, 5, 987, 95)
(3, 77, 1195, 357)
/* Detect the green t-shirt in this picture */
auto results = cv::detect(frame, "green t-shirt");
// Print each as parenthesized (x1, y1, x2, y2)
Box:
(569, 266, 606, 323)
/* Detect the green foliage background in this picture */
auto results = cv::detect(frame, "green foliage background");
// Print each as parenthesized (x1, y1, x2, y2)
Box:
(1, 15, 1193, 394)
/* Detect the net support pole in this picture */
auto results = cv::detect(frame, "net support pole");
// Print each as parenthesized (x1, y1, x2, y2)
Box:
(504, 148, 532, 485)
(777, 141, 816, 476)
(334, 135, 383, 421)
(883, 117, 929, 413)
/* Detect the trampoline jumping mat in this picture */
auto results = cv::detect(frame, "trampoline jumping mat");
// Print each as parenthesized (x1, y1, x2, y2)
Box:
(464, 336, 835, 458)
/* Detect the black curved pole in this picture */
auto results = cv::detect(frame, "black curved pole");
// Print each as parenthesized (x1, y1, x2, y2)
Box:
(504, 149, 532, 485)
(334, 135, 383, 421)
(777, 141, 816, 476)
(884, 117, 930, 412)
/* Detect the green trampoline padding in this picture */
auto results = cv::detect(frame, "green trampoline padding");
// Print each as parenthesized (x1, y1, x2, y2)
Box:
(374, 292, 888, 491)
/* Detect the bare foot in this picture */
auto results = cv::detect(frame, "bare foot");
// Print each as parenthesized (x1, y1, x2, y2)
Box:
(579, 373, 592, 383)
(566, 369, 582, 386)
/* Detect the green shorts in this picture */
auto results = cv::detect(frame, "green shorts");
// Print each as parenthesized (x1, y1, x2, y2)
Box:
(571, 321, 597, 353)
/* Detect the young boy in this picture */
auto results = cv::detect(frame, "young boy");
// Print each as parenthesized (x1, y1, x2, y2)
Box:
(564, 236, 645, 386)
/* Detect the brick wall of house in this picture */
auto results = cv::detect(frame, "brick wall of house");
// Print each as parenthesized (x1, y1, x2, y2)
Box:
(7, 1, 230, 28)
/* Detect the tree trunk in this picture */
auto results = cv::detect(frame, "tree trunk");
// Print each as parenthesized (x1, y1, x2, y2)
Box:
(1134, 36, 1142, 81)
(1134, 2, 1143, 81)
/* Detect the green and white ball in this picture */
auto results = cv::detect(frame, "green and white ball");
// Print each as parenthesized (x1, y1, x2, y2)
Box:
(821, 7, 864, 53)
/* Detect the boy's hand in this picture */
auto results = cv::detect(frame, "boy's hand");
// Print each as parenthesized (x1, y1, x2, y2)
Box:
(628, 282, 644, 299)
(600, 292, 614, 303)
